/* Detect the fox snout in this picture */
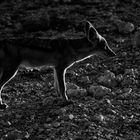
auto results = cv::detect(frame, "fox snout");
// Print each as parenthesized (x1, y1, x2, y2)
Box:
(103, 39, 116, 57)
(105, 45, 116, 57)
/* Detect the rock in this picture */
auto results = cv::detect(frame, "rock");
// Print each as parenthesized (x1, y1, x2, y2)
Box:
(124, 68, 138, 77)
(116, 88, 133, 99)
(53, 122, 61, 128)
(2, 130, 24, 140)
(115, 89, 123, 95)
(78, 76, 91, 84)
(121, 76, 136, 87)
(123, 88, 132, 93)
(66, 83, 88, 98)
(67, 89, 87, 98)
(69, 114, 74, 120)
(44, 123, 51, 128)
(97, 70, 117, 87)
(111, 16, 134, 34)
(42, 97, 54, 106)
(124, 22, 135, 33)
(121, 51, 127, 57)
(116, 21, 134, 34)
(121, 69, 138, 87)
(66, 82, 79, 90)
(14, 22, 23, 32)
(85, 63, 95, 72)
(87, 85, 112, 99)
(116, 74, 123, 83)
(133, 27, 140, 48)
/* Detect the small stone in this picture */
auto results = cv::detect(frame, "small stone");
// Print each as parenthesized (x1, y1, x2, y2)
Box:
(15, 114, 22, 119)
(67, 89, 87, 98)
(46, 117, 52, 123)
(53, 122, 61, 128)
(123, 88, 132, 93)
(79, 76, 90, 83)
(115, 89, 123, 95)
(112, 17, 134, 34)
(116, 74, 123, 83)
(134, 27, 140, 48)
(121, 69, 138, 86)
(38, 128, 44, 133)
(44, 123, 51, 128)
(87, 85, 112, 99)
(14, 22, 23, 32)
(3, 130, 22, 140)
(125, 22, 135, 33)
(42, 97, 54, 106)
(124, 69, 138, 77)
(85, 63, 95, 72)
(121, 52, 127, 57)
(66, 82, 79, 90)
(0, 120, 11, 127)
(97, 70, 117, 87)
(69, 114, 74, 120)
(121, 76, 136, 87)
(135, 52, 140, 56)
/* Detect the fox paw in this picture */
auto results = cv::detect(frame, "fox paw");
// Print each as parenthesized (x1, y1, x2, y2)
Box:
(0, 102, 8, 110)
(50, 97, 73, 106)
(60, 99, 74, 107)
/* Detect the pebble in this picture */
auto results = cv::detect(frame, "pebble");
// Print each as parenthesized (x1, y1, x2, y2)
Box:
(97, 70, 117, 87)
(53, 122, 61, 128)
(66, 82, 79, 90)
(69, 114, 74, 120)
(121, 75, 135, 86)
(2, 130, 24, 140)
(121, 69, 138, 86)
(44, 123, 51, 129)
(78, 76, 91, 84)
(133, 27, 140, 48)
(111, 16, 134, 33)
(87, 85, 112, 99)
(124, 68, 138, 77)
(67, 89, 87, 98)
(42, 97, 54, 106)
(116, 74, 123, 83)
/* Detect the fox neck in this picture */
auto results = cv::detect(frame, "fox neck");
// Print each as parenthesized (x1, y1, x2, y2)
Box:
(70, 37, 93, 60)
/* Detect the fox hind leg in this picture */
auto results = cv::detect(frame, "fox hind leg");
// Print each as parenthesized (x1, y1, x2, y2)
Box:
(54, 68, 60, 97)
(54, 67, 68, 101)
(0, 62, 19, 110)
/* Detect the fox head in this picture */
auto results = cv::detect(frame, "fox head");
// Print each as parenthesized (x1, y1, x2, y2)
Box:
(82, 21, 116, 58)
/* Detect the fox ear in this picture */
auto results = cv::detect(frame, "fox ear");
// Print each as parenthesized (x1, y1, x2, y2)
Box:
(88, 26, 99, 41)
(84, 21, 92, 36)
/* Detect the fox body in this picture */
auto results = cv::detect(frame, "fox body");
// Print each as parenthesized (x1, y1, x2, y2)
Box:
(0, 21, 116, 109)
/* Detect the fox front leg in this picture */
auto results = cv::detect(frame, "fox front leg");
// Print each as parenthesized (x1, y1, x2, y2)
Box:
(54, 67, 68, 101)
(0, 62, 19, 110)
(0, 68, 8, 109)
(0, 86, 8, 109)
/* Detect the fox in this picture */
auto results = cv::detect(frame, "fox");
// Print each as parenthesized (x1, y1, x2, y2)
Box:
(0, 21, 116, 109)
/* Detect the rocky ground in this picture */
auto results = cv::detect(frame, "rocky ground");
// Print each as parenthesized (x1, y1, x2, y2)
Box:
(0, 0, 140, 139)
